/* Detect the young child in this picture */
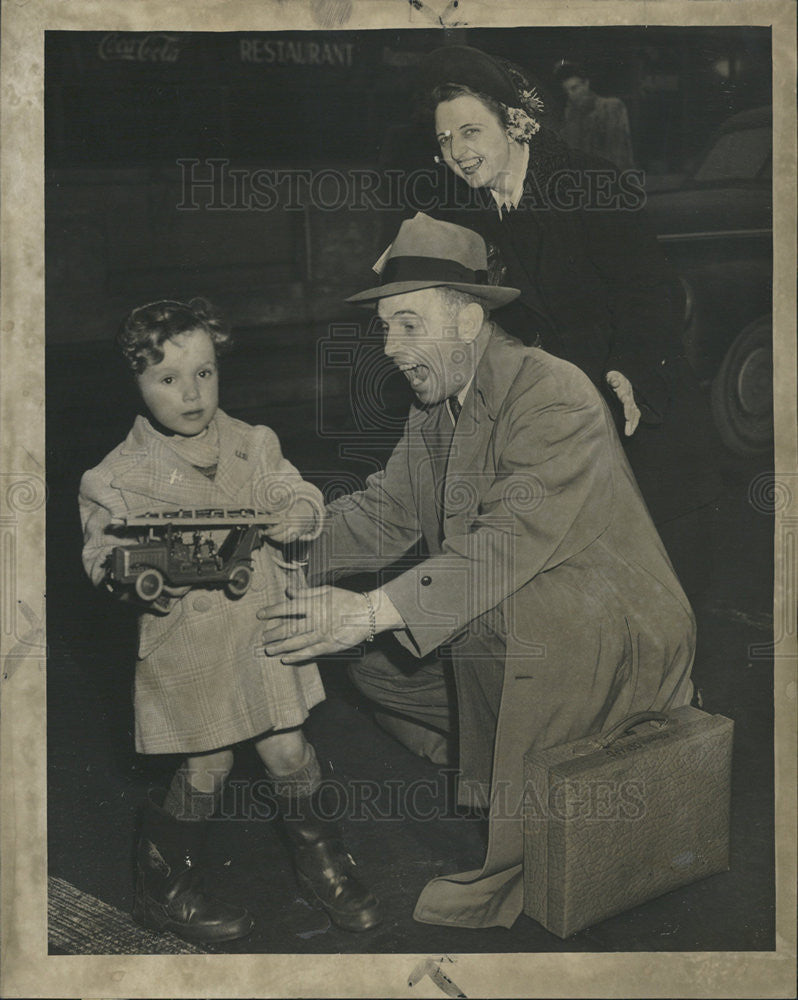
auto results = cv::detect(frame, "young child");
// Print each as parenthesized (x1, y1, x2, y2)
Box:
(79, 298, 381, 943)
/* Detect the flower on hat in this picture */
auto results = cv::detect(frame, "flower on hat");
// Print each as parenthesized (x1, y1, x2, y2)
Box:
(497, 64, 544, 143)
(521, 87, 545, 114)
(503, 103, 542, 143)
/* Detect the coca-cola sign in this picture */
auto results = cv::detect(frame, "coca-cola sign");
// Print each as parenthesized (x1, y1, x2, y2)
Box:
(98, 33, 185, 63)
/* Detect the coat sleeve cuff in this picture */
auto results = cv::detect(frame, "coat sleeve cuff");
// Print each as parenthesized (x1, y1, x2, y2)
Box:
(382, 561, 471, 658)
(291, 491, 325, 542)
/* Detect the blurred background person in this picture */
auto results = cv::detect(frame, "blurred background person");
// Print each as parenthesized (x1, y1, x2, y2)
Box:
(553, 58, 635, 169)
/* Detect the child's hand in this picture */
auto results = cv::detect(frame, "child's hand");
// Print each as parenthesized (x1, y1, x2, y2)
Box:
(141, 583, 190, 615)
(262, 499, 318, 545)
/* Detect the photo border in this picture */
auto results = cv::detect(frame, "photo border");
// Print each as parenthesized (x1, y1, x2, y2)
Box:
(1, 1, 795, 996)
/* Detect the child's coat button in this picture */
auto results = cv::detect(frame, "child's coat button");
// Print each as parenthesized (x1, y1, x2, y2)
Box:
(192, 595, 212, 612)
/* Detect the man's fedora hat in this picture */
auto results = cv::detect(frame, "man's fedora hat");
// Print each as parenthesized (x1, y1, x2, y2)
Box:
(346, 213, 520, 308)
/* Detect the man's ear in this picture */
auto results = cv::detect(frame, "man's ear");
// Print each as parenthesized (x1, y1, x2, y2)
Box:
(457, 302, 484, 344)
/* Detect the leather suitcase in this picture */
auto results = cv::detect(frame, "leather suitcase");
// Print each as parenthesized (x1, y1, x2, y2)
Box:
(522, 706, 733, 938)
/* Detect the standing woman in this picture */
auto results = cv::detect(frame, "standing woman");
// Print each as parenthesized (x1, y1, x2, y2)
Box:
(416, 45, 720, 595)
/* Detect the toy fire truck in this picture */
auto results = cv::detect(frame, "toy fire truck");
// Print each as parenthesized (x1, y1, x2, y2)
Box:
(106, 507, 280, 601)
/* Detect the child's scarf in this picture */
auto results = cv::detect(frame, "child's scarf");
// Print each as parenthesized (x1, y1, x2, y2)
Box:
(154, 415, 220, 478)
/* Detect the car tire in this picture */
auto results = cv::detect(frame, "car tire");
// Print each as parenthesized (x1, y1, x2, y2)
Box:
(227, 563, 252, 597)
(710, 316, 773, 457)
(135, 567, 164, 602)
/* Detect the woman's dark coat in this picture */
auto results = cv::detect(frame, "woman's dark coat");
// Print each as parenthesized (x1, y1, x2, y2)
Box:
(431, 129, 721, 590)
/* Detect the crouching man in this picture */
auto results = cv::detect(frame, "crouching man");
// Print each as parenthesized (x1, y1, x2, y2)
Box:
(258, 213, 695, 929)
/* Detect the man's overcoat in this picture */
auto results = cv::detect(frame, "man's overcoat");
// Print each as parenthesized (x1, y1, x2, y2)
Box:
(312, 328, 695, 928)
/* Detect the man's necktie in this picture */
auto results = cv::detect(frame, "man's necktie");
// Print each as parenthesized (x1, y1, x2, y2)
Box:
(448, 395, 462, 423)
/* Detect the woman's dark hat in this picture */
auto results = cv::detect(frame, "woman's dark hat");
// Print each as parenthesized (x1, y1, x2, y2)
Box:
(418, 45, 519, 107)
(346, 213, 520, 308)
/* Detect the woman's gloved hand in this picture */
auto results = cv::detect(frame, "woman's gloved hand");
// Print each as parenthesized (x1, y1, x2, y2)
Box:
(606, 370, 641, 436)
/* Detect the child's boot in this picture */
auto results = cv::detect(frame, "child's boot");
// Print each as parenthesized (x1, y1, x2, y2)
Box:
(270, 748, 382, 932)
(133, 784, 254, 944)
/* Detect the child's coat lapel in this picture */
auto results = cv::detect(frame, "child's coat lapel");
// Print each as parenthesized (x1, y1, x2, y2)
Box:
(111, 412, 256, 509)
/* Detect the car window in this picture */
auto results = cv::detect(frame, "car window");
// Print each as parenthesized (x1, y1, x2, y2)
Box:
(693, 126, 771, 183)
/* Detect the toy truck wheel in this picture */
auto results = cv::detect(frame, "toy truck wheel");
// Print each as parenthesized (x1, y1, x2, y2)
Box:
(227, 564, 252, 597)
(135, 567, 164, 601)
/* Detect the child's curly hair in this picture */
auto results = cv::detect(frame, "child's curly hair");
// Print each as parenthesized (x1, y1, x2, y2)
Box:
(117, 298, 233, 375)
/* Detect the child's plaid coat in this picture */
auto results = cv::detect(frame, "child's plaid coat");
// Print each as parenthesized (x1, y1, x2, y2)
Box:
(79, 410, 325, 753)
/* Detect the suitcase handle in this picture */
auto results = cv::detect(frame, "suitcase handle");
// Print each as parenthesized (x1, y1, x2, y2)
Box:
(597, 711, 669, 748)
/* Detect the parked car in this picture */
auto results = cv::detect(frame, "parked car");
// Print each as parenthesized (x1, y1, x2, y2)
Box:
(645, 106, 773, 457)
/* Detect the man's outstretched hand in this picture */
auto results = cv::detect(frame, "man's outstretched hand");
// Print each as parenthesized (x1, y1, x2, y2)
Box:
(257, 585, 373, 663)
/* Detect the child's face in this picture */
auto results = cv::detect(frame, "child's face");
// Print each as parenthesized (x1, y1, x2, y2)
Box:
(136, 328, 219, 436)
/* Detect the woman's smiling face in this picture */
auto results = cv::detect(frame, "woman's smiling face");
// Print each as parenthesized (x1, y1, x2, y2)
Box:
(435, 93, 512, 191)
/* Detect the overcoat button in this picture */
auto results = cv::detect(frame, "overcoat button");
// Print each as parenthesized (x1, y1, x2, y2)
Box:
(420, 575, 432, 586)
(192, 595, 212, 612)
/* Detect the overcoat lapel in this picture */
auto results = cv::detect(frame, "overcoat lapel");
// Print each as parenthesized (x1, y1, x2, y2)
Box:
(111, 412, 254, 508)
(419, 404, 450, 479)
(444, 327, 526, 528)
(419, 403, 453, 548)
(214, 411, 260, 498)
(446, 395, 490, 489)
